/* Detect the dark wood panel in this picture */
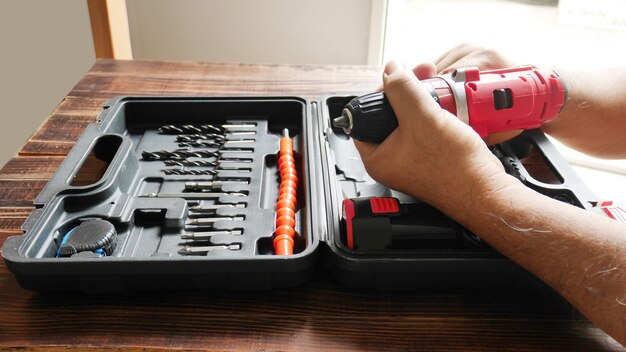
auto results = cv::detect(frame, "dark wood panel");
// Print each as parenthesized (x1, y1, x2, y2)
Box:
(74, 60, 380, 98)
(69, 75, 377, 98)
(19, 115, 97, 156)
(0, 180, 49, 207)
(54, 96, 109, 116)
(85, 60, 381, 81)
(18, 141, 77, 157)
(0, 207, 32, 236)
(0, 271, 620, 351)
(0, 157, 64, 180)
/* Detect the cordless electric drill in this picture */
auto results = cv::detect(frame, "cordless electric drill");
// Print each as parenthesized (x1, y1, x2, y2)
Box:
(332, 66, 567, 142)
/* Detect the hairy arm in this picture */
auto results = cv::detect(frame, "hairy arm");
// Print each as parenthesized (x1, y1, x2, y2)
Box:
(355, 61, 626, 345)
(464, 177, 626, 345)
(542, 68, 626, 158)
(427, 44, 626, 158)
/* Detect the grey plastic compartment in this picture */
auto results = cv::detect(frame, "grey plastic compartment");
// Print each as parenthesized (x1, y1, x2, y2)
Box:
(2, 97, 318, 292)
(318, 95, 602, 289)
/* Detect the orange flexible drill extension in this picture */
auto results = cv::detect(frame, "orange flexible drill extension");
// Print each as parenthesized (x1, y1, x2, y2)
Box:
(273, 129, 297, 255)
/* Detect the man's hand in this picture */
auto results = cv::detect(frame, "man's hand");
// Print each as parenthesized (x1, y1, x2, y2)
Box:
(432, 43, 514, 74)
(353, 61, 517, 223)
(408, 45, 521, 145)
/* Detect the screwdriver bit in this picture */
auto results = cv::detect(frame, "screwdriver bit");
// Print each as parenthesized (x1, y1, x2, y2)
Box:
(180, 229, 243, 240)
(188, 203, 247, 213)
(185, 181, 248, 191)
(159, 123, 256, 135)
(140, 192, 247, 200)
(178, 243, 241, 255)
(185, 216, 245, 225)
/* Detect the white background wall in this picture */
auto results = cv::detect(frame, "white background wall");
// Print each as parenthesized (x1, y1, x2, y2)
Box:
(126, 0, 373, 65)
(0, 0, 375, 168)
(0, 0, 95, 167)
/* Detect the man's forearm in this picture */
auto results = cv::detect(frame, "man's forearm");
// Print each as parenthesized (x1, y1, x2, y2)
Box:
(464, 175, 626, 345)
(541, 67, 626, 158)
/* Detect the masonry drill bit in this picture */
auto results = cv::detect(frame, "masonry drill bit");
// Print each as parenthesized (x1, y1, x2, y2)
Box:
(140, 192, 247, 200)
(164, 160, 219, 167)
(162, 169, 218, 176)
(178, 243, 241, 256)
(142, 150, 220, 160)
(161, 167, 251, 175)
(176, 133, 254, 143)
(159, 123, 257, 135)
(185, 216, 245, 226)
(177, 141, 221, 148)
(185, 181, 248, 191)
(143, 150, 253, 161)
(188, 203, 247, 213)
(177, 140, 256, 148)
(180, 229, 243, 240)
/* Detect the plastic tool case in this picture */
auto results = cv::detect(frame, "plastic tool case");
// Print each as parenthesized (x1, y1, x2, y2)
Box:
(2, 96, 600, 292)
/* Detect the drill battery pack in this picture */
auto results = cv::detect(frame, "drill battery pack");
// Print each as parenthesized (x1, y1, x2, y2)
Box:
(1, 96, 603, 292)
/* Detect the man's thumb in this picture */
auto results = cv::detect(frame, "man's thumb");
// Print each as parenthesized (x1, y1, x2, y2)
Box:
(383, 61, 442, 127)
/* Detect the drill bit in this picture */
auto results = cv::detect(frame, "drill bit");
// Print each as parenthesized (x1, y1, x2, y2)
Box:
(178, 243, 241, 255)
(142, 150, 220, 160)
(188, 203, 247, 213)
(176, 134, 254, 143)
(185, 216, 245, 226)
(159, 123, 257, 135)
(185, 181, 248, 191)
(161, 167, 251, 175)
(180, 229, 244, 240)
(164, 160, 219, 167)
(143, 150, 253, 161)
(162, 169, 218, 176)
(140, 192, 247, 200)
(177, 140, 256, 148)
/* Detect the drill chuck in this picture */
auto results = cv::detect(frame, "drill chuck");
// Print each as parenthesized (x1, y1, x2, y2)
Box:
(333, 66, 567, 143)
(333, 92, 398, 142)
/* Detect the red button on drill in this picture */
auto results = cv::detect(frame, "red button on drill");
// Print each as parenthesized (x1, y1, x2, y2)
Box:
(369, 197, 400, 215)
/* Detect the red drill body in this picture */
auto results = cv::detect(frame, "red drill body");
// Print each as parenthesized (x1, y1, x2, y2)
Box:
(333, 66, 567, 142)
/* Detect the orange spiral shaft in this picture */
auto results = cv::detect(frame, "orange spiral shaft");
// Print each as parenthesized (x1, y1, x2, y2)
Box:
(274, 129, 297, 255)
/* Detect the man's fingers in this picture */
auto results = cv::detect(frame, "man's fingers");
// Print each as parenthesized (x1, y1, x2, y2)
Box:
(412, 62, 437, 80)
(383, 61, 441, 127)
(440, 49, 514, 73)
(433, 44, 476, 73)
(433, 43, 472, 66)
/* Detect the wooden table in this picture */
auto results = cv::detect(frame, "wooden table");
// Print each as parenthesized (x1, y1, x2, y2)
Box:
(0, 60, 622, 351)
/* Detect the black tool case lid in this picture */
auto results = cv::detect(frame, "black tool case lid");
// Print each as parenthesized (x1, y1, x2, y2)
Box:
(2, 95, 602, 292)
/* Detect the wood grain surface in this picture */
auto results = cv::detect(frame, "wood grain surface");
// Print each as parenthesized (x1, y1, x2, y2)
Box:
(0, 60, 622, 351)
